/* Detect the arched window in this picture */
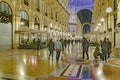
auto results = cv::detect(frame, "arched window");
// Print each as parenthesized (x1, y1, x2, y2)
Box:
(21, 10, 29, 20)
(34, 17, 40, 30)
(0, 2, 12, 14)
(20, 10, 29, 27)
(0, 2, 12, 23)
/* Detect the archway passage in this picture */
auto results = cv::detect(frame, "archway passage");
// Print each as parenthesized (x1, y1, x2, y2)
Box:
(77, 9, 92, 34)
(82, 24, 91, 34)
(0, 2, 13, 50)
(77, 9, 92, 24)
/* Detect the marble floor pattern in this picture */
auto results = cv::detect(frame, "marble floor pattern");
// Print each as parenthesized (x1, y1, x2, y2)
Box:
(0, 43, 120, 80)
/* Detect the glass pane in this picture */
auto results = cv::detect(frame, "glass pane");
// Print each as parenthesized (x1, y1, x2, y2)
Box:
(0, 2, 12, 14)
(21, 11, 29, 20)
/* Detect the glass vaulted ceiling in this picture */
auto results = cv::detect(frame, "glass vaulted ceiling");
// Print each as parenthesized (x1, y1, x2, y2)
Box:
(68, 0, 94, 24)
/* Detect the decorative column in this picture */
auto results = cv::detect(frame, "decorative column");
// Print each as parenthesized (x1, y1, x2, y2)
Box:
(13, 11, 21, 49)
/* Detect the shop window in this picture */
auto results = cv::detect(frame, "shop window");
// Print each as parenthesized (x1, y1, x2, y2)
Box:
(24, 0, 29, 6)
(20, 10, 29, 27)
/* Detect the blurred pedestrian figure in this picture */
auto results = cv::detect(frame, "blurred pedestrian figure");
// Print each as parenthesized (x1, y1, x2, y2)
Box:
(60, 38, 65, 53)
(64, 38, 67, 48)
(101, 37, 109, 62)
(36, 38, 40, 51)
(68, 39, 70, 47)
(55, 39, 62, 61)
(82, 37, 89, 60)
(93, 46, 100, 63)
(47, 39, 55, 60)
(106, 38, 112, 58)
(71, 39, 74, 46)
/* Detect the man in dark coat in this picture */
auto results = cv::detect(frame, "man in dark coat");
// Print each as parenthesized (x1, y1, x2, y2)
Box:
(101, 37, 109, 61)
(106, 38, 112, 58)
(47, 39, 55, 60)
(36, 38, 40, 51)
(82, 37, 89, 60)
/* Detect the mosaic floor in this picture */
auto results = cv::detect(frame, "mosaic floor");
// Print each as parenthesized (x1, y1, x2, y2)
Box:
(0, 44, 120, 80)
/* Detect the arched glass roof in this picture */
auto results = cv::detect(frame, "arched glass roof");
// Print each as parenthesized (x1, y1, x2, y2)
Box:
(68, 0, 94, 13)
(68, 0, 94, 24)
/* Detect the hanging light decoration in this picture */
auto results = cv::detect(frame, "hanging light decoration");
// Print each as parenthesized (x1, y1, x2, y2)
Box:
(106, 7, 112, 13)
(100, 18, 105, 22)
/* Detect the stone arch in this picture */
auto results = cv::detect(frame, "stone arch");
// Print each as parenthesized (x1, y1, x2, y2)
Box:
(0, 1, 13, 50)
(77, 9, 92, 24)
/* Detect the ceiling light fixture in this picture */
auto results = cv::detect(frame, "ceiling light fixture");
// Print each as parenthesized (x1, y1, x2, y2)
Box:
(100, 18, 105, 22)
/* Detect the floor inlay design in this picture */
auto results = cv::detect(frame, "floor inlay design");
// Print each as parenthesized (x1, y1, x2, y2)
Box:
(63, 58, 92, 65)
(59, 64, 82, 79)
(58, 64, 93, 80)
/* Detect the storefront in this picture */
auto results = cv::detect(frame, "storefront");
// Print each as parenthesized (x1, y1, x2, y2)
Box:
(15, 10, 32, 49)
(0, 2, 13, 50)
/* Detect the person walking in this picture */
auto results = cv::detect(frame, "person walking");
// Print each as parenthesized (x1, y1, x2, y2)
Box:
(55, 39, 62, 61)
(47, 39, 55, 60)
(64, 38, 67, 48)
(101, 38, 109, 62)
(106, 38, 112, 58)
(82, 37, 89, 60)
(36, 38, 40, 51)
(60, 38, 65, 53)
(68, 39, 70, 47)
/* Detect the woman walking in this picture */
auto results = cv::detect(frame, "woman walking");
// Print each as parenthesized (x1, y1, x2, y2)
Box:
(55, 39, 62, 61)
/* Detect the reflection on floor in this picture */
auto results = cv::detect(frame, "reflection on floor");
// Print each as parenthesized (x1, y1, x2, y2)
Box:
(0, 43, 120, 80)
